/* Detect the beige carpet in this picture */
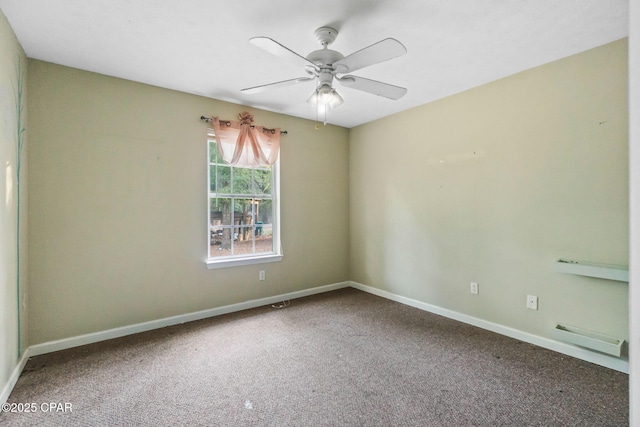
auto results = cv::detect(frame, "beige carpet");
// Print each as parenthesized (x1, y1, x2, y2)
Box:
(1, 288, 628, 426)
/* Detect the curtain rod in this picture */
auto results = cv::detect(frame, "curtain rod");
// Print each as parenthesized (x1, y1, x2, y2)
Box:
(200, 116, 288, 135)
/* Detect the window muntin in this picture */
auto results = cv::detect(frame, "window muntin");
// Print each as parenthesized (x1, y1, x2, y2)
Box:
(208, 137, 279, 264)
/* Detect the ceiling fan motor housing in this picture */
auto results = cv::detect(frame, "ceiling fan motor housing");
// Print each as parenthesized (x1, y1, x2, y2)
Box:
(306, 49, 344, 67)
(307, 26, 344, 84)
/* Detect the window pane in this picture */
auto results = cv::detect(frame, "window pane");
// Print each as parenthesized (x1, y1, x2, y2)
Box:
(209, 165, 217, 192)
(216, 166, 231, 194)
(235, 199, 255, 227)
(210, 226, 233, 258)
(233, 226, 255, 255)
(258, 223, 273, 237)
(211, 198, 233, 226)
(255, 199, 272, 224)
(255, 224, 273, 254)
(233, 167, 252, 194)
(210, 198, 233, 256)
(254, 169, 272, 195)
(209, 141, 219, 163)
(210, 198, 222, 226)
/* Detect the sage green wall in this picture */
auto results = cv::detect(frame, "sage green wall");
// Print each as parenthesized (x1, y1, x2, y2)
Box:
(27, 60, 349, 345)
(0, 9, 28, 393)
(350, 40, 628, 350)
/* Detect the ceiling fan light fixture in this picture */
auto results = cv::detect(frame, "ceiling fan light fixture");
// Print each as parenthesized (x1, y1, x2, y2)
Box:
(307, 84, 344, 110)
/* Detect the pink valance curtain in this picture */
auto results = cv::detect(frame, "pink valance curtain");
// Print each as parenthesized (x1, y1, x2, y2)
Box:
(211, 112, 281, 167)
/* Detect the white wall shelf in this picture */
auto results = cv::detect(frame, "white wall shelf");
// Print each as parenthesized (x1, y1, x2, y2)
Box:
(554, 259, 629, 282)
(553, 324, 623, 357)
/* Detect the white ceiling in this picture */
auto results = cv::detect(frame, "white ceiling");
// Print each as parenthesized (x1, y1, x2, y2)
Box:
(0, 0, 629, 128)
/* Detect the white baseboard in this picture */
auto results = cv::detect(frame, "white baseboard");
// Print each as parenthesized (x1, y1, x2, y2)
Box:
(349, 281, 629, 373)
(1, 348, 31, 405)
(29, 281, 350, 357)
(6, 278, 624, 406)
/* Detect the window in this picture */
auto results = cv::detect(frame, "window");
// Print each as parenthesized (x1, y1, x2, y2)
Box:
(206, 134, 281, 269)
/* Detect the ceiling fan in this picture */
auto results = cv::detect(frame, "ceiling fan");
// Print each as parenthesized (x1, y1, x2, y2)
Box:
(241, 27, 407, 122)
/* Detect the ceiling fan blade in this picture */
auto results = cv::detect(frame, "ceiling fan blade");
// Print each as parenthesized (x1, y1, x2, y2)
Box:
(338, 75, 407, 100)
(241, 77, 314, 94)
(250, 37, 319, 70)
(333, 38, 406, 74)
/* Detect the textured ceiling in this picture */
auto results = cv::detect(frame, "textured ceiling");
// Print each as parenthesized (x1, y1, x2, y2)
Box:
(0, 0, 629, 128)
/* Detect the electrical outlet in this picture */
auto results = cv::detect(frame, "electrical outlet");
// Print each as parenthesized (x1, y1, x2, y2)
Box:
(259, 270, 265, 281)
(470, 282, 479, 295)
(526, 295, 538, 310)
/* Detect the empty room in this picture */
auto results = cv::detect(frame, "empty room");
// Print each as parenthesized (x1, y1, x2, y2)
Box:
(1, 1, 638, 425)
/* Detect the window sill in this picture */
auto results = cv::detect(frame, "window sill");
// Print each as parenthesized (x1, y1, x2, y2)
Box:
(205, 254, 283, 270)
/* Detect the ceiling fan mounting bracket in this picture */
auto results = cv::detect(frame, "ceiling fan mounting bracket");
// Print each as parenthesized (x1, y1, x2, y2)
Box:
(314, 27, 338, 47)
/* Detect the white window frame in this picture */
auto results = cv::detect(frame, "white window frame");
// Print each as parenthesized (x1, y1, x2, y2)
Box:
(205, 133, 282, 269)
